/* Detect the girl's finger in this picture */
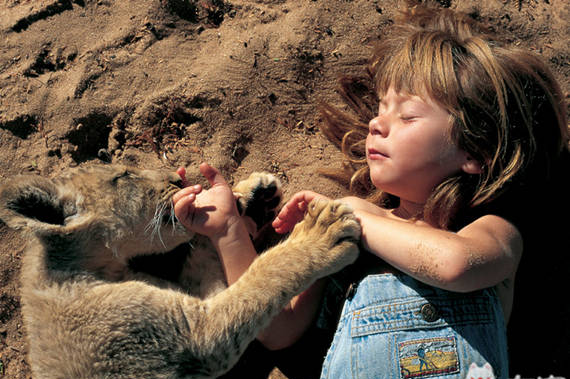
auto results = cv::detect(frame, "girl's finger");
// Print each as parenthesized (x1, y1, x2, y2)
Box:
(199, 162, 227, 187)
(173, 193, 196, 225)
(272, 191, 331, 234)
(272, 220, 293, 234)
(272, 200, 307, 234)
(176, 167, 189, 187)
(172, 185, 202, 204)
(277, 192, 314, 221)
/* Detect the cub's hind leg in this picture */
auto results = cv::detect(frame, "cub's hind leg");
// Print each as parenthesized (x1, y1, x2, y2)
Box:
(233, 172, 282, 238)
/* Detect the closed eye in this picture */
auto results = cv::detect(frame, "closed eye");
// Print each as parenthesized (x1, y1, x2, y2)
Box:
(400, 115, 418, 123)
(112, 171, 133, 183)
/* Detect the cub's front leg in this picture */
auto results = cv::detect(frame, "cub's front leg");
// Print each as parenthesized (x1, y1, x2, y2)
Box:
(192, 198, 360, 376)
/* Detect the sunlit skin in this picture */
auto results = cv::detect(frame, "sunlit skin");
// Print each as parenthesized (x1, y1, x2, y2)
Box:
(365, 87, 481, 214)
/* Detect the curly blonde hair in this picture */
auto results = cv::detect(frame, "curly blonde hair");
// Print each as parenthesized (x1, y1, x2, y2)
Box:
(320, 5, 568, 229)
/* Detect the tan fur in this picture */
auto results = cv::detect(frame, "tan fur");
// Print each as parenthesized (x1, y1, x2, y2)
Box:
(0, 164, 360, 379)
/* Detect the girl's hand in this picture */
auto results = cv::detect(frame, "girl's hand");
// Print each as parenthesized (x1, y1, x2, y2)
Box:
(272, 190, 330, 234)
(173, 163, 241, 239)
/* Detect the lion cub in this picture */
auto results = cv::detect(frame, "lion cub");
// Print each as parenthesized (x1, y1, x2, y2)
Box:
(0, 164, 360, 379)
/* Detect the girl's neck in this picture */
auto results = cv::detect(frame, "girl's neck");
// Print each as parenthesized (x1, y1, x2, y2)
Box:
(393, 200, 424, 220)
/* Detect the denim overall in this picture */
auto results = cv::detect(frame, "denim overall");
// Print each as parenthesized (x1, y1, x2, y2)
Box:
(319, 273, 509, 379)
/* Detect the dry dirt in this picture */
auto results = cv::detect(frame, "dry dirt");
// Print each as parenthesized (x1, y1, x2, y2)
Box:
(0, 0, 568, 378)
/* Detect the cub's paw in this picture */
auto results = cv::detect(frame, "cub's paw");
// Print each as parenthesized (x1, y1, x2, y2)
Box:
(233, 172, 282, 236)
(290, 199, 361, 274)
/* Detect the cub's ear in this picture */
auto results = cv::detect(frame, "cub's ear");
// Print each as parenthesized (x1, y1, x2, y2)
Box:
(0, 175, 73, 233)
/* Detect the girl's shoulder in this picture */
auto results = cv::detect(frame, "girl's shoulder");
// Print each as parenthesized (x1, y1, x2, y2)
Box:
(340, 196, 391, 217)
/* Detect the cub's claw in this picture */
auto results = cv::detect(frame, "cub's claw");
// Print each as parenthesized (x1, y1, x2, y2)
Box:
(288, 198, 361, 276)
(298, 198, 361, 244)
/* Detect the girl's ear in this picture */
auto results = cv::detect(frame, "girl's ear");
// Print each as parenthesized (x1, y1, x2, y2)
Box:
(461, 154, 483, 175)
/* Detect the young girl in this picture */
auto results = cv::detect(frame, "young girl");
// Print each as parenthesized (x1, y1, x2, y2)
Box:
(173, 5, 568, 379)
(271, 5, 567, 379)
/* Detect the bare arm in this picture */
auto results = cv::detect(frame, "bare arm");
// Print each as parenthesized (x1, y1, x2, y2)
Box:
(210, 218, 258, 285)
(256, 279, 327, 350)
(353, 209, 523, 292)
(173, 163, 259, 285)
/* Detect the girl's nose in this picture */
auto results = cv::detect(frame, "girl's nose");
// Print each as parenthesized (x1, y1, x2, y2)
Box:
(369, 115, 387, 136)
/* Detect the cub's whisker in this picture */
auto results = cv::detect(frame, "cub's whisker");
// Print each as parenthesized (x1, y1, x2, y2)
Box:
(146, 201, 170, 248)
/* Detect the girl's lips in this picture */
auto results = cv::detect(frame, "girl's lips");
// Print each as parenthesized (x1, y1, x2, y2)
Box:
(367, 148, 388, 159)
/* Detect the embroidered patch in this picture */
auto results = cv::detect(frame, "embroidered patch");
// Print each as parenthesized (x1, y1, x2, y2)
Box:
(398, 336, 460, 378)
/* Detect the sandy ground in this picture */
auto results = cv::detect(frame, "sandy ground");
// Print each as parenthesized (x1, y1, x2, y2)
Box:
(0, 0, 568, 377)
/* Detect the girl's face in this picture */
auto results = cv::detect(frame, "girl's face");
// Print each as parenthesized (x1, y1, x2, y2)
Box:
(366, 87, 474, 205)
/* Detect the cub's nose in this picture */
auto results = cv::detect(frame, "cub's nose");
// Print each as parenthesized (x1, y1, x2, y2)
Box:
(169, 175, 185, 189)
(168, 172, 186, 188)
